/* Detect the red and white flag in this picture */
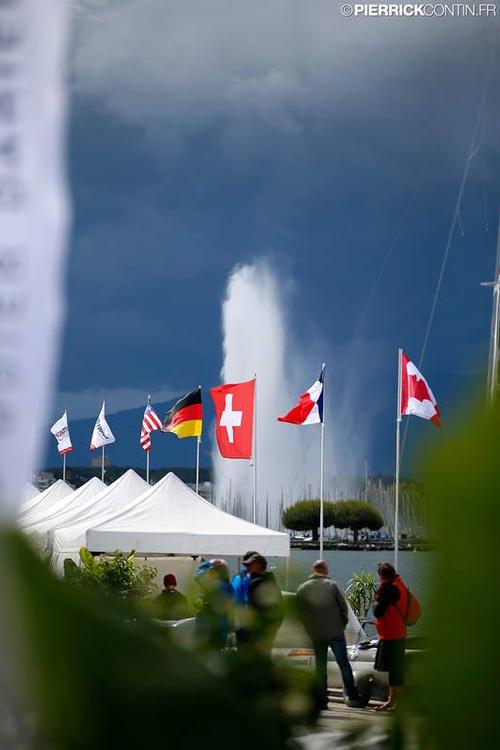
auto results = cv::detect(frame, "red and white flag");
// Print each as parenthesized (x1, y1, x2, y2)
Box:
(278, 365, 325, 425)
(400, 352, 441, 426)
(140, 402, 162, 451)
(50, 411, 72, 455)
(210, 379, 255, 459)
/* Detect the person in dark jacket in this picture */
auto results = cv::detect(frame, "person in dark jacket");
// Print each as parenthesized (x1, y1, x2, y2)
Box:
(373, 561, 408, 711)
(153, 574, 191, 620)
(296, 560, 359, 710)
(244, 553, 284, 654)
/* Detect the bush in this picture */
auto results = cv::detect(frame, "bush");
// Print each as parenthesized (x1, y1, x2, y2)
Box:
(331, 500, 384, 544)
(64, 548, 157, 600)
(281, 499, 337, 541)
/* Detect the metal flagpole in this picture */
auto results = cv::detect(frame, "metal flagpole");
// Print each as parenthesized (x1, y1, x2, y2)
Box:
(146, 394, 151, 484)
(319, 363, 326, 558)
(101, 446, 105, 483)
(252, 373, 257, 524)
(195, 385, 201, 494)
(62, 452, 66, 482)
(196, 436, 201, 494)
(394, 348, 403, 569)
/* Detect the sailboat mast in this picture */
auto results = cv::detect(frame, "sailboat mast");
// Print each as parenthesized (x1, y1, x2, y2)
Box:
(482, 209, 500, 406)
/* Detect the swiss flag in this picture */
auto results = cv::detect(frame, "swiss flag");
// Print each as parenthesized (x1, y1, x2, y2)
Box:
(210, 379, 255, 459)
(400, 352, 441, 427)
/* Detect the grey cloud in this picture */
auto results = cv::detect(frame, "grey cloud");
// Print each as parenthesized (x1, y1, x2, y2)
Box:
(70, 0, 486, 156)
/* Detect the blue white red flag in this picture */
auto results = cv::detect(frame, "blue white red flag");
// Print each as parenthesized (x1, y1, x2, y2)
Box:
(277, 365, 325, 425)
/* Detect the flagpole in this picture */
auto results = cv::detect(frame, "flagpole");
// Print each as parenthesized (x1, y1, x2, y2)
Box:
(252, 372, 257, 524)
(319, 363, 326, 558)
(195, 385, 201, 494)
(62, 452, 66, 482)
(196, 436, 201, 494)
(146, 394, 151, 484)
(101, 446, 105, 483)
(394, 348, 403, 569)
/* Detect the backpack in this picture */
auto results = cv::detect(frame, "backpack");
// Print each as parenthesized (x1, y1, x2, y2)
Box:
(396, 586, 421, 626)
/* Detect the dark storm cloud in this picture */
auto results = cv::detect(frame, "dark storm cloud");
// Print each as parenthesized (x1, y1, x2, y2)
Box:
(60, 1, 500, 471)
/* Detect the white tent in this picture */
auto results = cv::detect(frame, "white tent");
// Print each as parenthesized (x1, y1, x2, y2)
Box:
(23, 483, 40, 502)
(21, 477, 106, 551)
(18, 479, 74, 519)
(87, 472, 290, 558)
(50, 469, 149, 572)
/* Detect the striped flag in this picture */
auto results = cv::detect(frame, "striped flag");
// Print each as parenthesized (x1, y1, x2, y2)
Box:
(162, 387, 203, 438)
(140, 402, 163, 451)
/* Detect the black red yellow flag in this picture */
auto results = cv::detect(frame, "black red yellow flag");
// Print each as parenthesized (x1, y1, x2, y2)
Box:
(162, 387, 203, 439)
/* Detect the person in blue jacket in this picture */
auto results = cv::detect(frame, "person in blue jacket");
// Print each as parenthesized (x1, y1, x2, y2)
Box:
(194, 559, 233, 650)
(231, 550, 257, 605)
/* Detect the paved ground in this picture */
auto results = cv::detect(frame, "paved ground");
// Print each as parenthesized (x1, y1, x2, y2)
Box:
(295, 689, 392, 749)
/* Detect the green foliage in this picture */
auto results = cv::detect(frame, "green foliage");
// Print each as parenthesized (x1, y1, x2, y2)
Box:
(345, 571, 377, 619)
(330, 500, 384, 543)
(63, 548, 157, 600)
(410, 401, 500, 749)
(281, 499, 337, 540)
(2, 531, 317, 750)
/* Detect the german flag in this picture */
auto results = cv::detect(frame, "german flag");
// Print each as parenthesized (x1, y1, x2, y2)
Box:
(162, 387, 202, 438)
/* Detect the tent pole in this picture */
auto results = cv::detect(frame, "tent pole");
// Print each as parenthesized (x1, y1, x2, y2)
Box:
(101, 446, 105, 483)
(62, 452, 66, 483)
(146, 450, 150, 484)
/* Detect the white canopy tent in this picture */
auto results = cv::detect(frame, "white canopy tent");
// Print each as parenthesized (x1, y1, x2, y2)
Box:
(21, 477, 106, 551)
(23, 483, 40, 502)
(50, 469, 149, 572)
(87, 472, 290, 558)
(18, 479, 73, 519)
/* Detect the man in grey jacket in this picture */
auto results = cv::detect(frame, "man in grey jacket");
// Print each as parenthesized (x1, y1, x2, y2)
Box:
(296, 560, 359, 709)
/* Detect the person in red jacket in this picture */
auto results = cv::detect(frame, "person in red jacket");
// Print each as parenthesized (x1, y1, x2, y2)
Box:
(373, 562, 408, 711)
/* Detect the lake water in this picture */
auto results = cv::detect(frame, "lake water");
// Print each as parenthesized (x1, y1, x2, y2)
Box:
(269, 549, 434, 636)
(272, 549, 433, 594)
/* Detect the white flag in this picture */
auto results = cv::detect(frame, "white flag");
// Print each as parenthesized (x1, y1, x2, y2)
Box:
(90, 402, 115, 450)
(50, 411, 72, 455)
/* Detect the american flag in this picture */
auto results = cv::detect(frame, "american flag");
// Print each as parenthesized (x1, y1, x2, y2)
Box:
(140, 402, 163, 451)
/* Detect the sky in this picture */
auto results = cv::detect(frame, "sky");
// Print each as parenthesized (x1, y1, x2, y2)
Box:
(47, 1, 500, 475)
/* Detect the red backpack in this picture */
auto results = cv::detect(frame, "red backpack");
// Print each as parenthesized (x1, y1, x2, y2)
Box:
(397, 586, 421, 626)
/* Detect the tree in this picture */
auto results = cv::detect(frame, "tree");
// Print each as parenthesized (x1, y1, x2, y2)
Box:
(331, 500, 384, 544)
(281, 499, 337, 541)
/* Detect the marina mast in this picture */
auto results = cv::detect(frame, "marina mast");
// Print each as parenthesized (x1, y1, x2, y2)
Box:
(481, 210, 500, 406)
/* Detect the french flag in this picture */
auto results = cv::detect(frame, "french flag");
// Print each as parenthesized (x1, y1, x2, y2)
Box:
(277, 365, 325, 425)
